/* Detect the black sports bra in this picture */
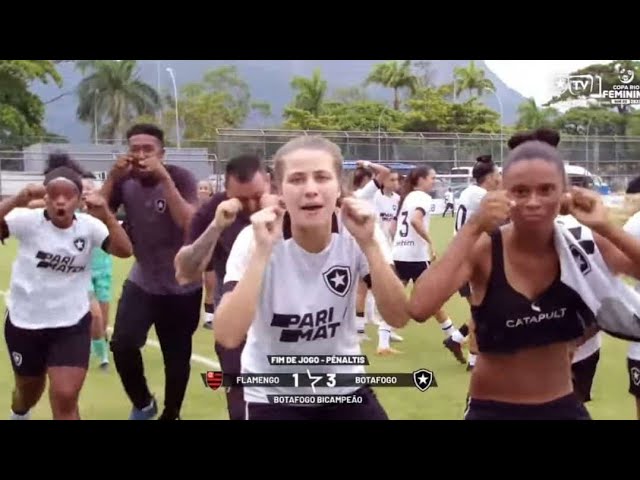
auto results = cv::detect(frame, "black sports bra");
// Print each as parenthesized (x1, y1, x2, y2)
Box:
(471, 229, 593, 354)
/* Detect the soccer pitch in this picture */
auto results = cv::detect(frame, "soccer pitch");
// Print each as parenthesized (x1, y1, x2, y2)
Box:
(0, 216, 636, 420)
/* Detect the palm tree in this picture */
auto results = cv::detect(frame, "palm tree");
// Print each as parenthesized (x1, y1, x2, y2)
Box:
(365, 60, 419, 110)
(516, 98, 559, 129)
(75, 60, 161, 143)
(454, 61, 495, 98)
(290, 68, 328, 115)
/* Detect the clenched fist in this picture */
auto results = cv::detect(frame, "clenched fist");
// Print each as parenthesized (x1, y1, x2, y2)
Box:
(472, 190, 514, 233)
(110, 155, 133, 181)
(16, 183, 46, 207)
(341, 197, 375, 247)
(84, 192, 109, 222)
(214, 198, 242, 230)
(565, 187, 609, 232)
(251, 206, 284, 253)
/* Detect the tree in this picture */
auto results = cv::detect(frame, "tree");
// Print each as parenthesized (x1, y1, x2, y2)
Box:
(365, 60, 419, 110)
(453, 61, 495, 98)
(175, 66, 272, 142)
(283, 101, 402, 131)
(329, 86, 369, 104)
(75, 60, 161, 143)
(0, 60, 62, 149)
(402, 87, 453, 132)
(402, 87, 500, 133)
(545, 60, 640, 115)
(413, 60, 436, 88)
(554, 106, 626, 136)
(289, 69, 328, 115)
(516, 98, 559, 130)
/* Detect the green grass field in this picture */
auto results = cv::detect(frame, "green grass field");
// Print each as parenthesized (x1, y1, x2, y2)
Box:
(0, 216, 636, 420)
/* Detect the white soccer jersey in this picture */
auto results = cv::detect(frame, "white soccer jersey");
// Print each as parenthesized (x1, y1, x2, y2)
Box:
(391, 190, 432, 262)
(353, 179, 381, 202)
(444, 191, 453, 204)
(623, 211, 640, 361)
(455, 184, 487, 234)
(224, 213, 392, 404)
(373, 190, 400, 241)
(4, 208, 109, 329)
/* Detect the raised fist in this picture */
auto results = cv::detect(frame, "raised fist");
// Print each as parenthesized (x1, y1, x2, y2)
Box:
(341, 197, 375, 247)
(251, 206, 284, 252)
(214, 198, 242, 230)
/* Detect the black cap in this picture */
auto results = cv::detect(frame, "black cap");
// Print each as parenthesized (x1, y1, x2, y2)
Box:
(43, 166, 83, 194)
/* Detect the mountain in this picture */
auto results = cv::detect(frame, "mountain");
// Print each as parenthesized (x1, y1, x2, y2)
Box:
(32, 60, 526, 143)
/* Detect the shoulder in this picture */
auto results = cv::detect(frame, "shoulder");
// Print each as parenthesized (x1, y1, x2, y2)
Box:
(6, 207, 42, 222)
(194, 192, 226, 222)
(76, 212, 106, 230)
(166, 164, 197, 185)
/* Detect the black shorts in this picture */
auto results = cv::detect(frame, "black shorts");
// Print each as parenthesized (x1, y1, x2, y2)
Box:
(463, 393, 591, 420)
(394, 261, 428, 283)
(4, 310, 91, 377)
(458, 282, 471, 298)
(245, 387, 388, 420)
(215, 340, 245, 421)
(572, 350, 600, 403)
(628, 358, 640, 398)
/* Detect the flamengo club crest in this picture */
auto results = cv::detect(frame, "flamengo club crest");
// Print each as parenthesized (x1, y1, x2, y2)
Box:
(201, 371, 223, 390)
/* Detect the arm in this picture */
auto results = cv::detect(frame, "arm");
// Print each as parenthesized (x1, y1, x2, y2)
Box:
(214, 229, 269, 349)
(175, 221, 223, 285)
(101, 211, 133, 258)
(409, 219, 484, 320)
(362, 241, 410, 328)
(101, 173, 123, 213)
(27, 199, 46, 209)
(1, 185, 44, 242)
(160, 174, 197, 232)
(0, 196, 21, 241)
(410, 209, 433, 245)
(175, 197, 242, 285)
(594, 225, 640, 279)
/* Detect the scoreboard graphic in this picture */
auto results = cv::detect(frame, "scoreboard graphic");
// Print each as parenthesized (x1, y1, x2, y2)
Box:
(200, 355, 437, 403)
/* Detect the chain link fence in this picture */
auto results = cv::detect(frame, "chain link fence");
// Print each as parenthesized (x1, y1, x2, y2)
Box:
(211, 129, 640, 192)
(2, 129, 640, 196)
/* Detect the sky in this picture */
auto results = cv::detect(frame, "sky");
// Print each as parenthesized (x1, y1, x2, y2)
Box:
(484, 60, 612, 105)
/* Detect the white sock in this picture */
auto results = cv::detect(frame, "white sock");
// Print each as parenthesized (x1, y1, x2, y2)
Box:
(440, 319, 455, 338)
(356, 313, 366, 333)
(451, 329, 465, 343)
(468, 353, 477, 367)
(378, 323, 391, 350)
(365, 292, 376, 323)
(204, 312, 214, 324)
(10, 409, 31, 420)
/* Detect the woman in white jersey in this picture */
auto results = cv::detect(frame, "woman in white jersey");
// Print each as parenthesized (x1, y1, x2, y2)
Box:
(350, 161, 390, 341)
(452, 155, 502, 370)
(620, 177, 640, 419)
(392, 166, 465, 363)
(372, 170, 404, 352)
(214, 136, 409, 420)
(0, 166, 132, 420)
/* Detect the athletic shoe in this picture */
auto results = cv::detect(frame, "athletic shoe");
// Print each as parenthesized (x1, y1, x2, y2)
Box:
(390, 331, 404, 342)
(129, 398, 158, 420)
(376, 347, 402, 356)
(443, 337, 466, 364)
